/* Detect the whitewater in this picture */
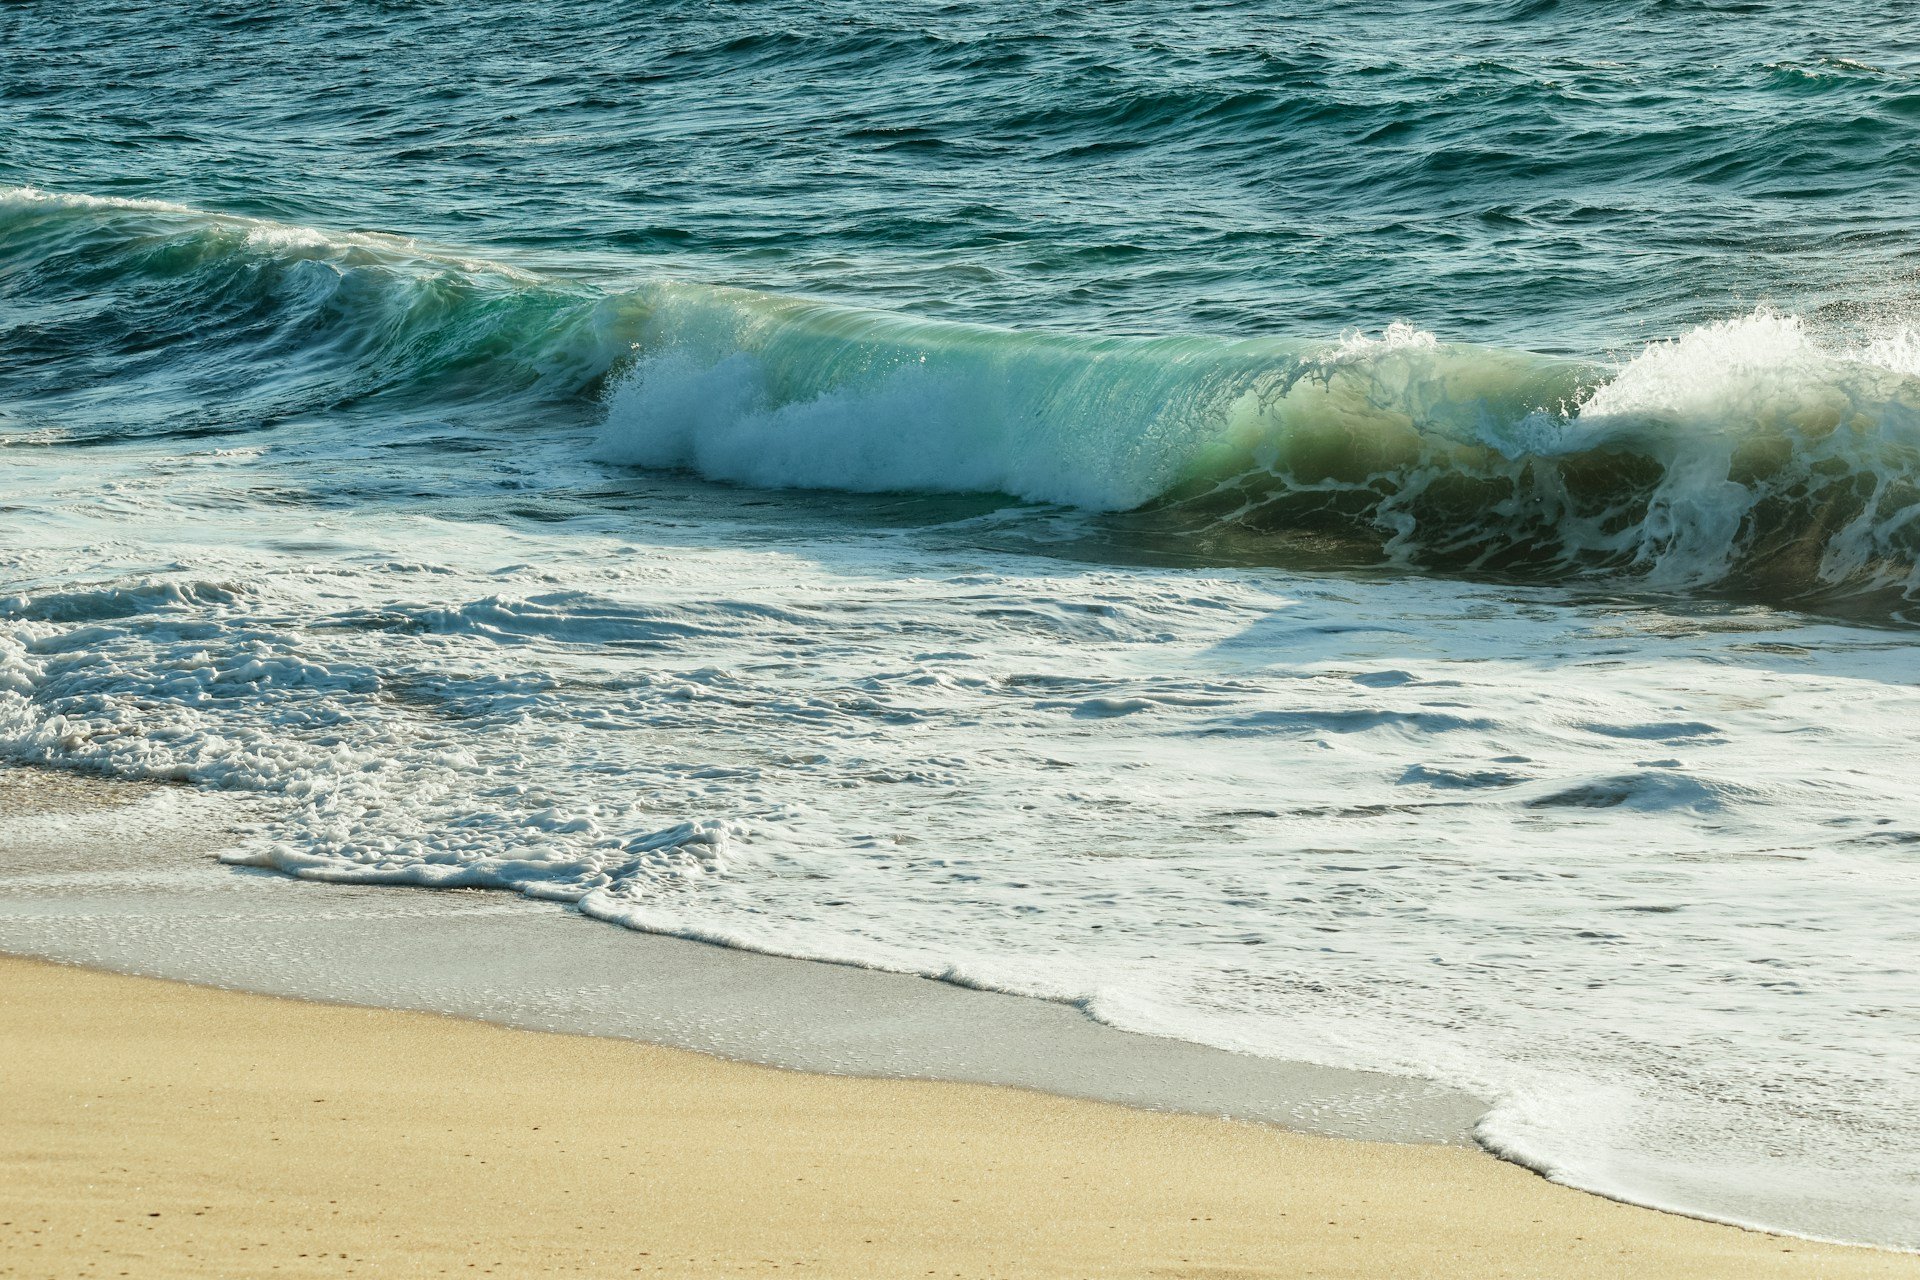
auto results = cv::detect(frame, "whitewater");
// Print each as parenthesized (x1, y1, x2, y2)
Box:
(4, 0, 1919, 1252)
(2, 185, 1917, 1247)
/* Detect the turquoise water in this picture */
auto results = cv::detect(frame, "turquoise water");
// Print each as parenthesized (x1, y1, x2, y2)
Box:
(9, 4, 1920, 607)
(4, 2, 1920, 1248)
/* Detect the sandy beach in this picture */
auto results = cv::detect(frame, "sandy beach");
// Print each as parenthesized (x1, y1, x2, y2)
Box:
(2, 954, 1912, 1279)
(12, 0, 1920, 1267)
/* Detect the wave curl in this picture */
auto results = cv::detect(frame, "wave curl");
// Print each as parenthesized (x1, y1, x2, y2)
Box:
(9, 185, 1920, 609)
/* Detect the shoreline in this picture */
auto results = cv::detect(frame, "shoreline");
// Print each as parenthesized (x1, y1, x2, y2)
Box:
(0, 764, 1482, 1145)
(6, 952, 1915, 1279)
(3, 763, 1917, 1272)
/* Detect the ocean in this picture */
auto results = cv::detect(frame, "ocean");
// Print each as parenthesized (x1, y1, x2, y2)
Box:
(3, 0, 1918, 1249)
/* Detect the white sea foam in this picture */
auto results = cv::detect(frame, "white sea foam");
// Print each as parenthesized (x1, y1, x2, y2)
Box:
(594, 288, 1251, 510)
(15, 185, 1920, 603)
(598, 293, 1920, 602)
(0, 183, 547, 280)
(0, 184, 198, 215)
(4, 189, 1919, 1246)
(1, 424, 1917, 1248)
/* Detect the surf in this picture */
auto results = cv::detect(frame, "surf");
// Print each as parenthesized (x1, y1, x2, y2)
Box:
(10, 185, 1920, 613)
(594, 279, 1920, 611)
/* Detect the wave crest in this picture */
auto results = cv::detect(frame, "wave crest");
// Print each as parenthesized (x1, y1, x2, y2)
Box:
(9, 186, 1920, 610)
(598, 291, 1920, 608)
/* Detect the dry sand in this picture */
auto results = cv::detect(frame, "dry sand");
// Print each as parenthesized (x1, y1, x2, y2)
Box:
(2, 955, 1914, 1278)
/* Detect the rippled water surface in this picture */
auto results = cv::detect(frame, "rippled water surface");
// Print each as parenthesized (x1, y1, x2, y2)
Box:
(10, 1, 1919, 345)
(3, 0, 1918, 1249)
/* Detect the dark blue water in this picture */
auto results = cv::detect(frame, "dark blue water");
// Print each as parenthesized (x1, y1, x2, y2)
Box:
(9, 2, 1920, 613)
(7, 1, 1918, 348)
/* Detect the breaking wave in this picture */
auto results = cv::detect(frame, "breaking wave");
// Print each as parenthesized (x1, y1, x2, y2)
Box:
(10, 185, 1920, 610)
(598, 290, 1920, 608)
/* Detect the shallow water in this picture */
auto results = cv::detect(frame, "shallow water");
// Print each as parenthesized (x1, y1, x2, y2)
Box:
(0, 766, 1484, 1145)
(4, 0, 1919, 1249)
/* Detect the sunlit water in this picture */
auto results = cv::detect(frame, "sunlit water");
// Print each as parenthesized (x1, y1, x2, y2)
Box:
(3, 1, 1918, 1247)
